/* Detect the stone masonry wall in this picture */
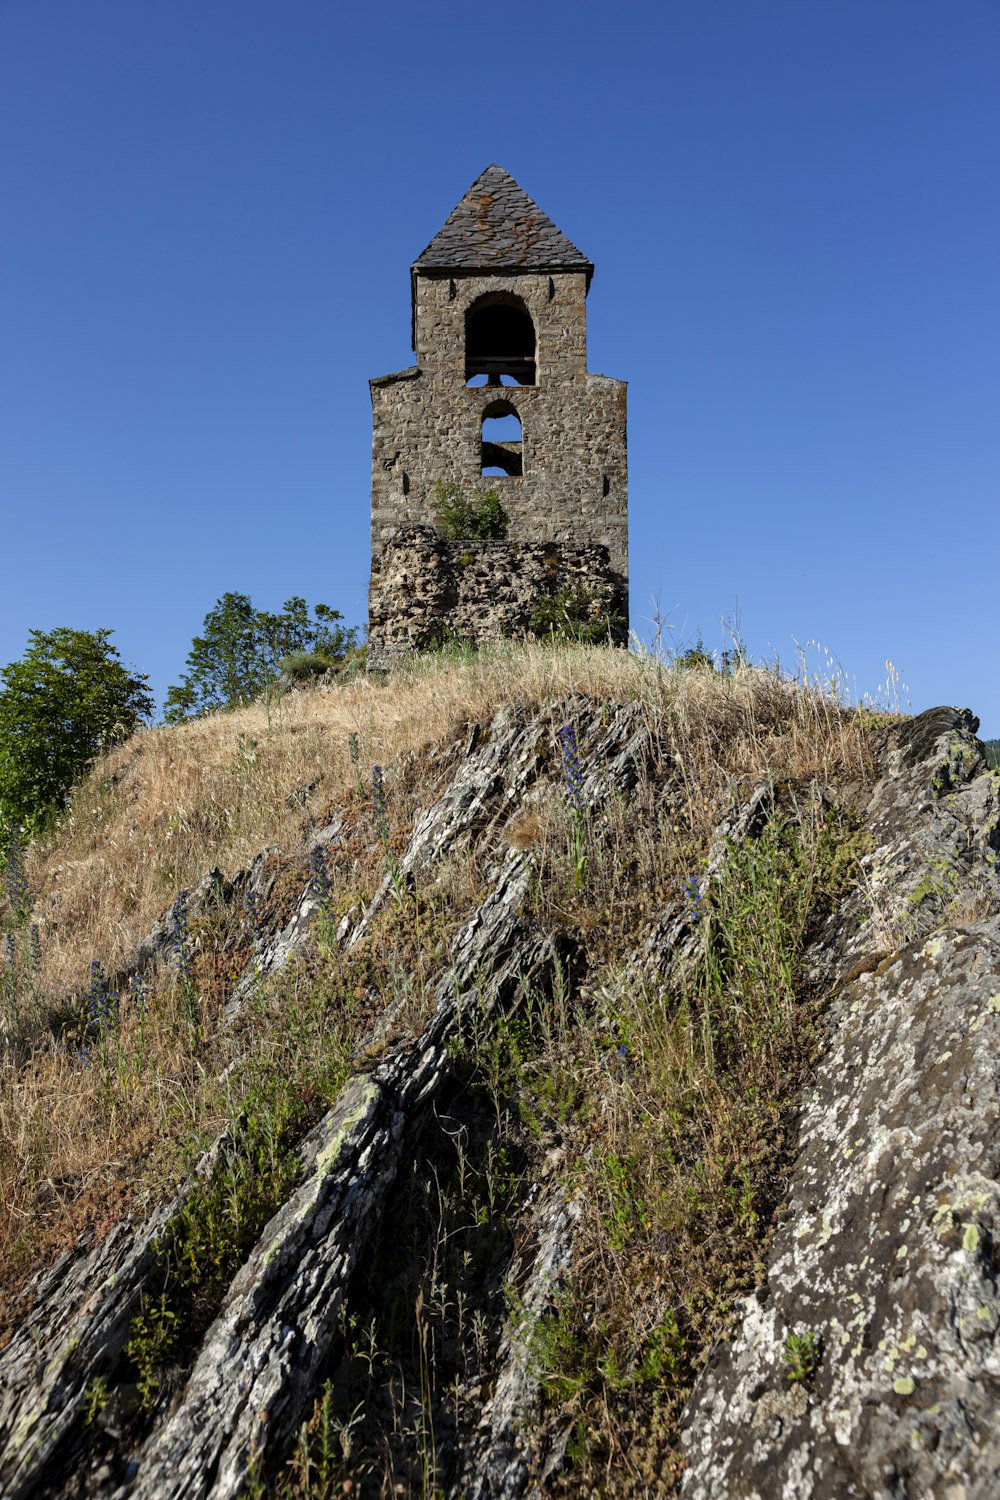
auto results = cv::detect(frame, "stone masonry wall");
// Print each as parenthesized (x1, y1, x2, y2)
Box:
(367, 525, 627, 671)
(370, 270, 628, 581)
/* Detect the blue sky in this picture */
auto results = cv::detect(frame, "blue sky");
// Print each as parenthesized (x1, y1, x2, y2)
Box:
(2, 0, 998, 732)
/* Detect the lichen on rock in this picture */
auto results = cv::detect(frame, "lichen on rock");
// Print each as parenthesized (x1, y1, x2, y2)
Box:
(2, 692, 998, 1499)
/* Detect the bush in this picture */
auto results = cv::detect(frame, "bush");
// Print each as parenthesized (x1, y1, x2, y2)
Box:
(531, 586, 626, 646)
(280, 650, 335, 682)
(674, 634, 740, 675)
(435, 484, 509, 541)
(414, 621, 477, 658)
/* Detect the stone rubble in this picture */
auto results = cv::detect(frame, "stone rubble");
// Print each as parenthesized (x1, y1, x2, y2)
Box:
(367, 527, 627, 669)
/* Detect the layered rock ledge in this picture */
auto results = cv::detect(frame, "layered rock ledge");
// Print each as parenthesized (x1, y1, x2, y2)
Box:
(1, 700, 998, 1499)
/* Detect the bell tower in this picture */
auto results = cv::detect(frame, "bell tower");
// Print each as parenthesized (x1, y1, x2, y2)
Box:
(368, 165, 628, 665)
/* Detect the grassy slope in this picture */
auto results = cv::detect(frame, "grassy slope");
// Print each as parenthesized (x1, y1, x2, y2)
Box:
(1, 643, 884, 1494)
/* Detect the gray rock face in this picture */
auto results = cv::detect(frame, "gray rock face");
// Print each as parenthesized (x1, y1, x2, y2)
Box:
(680, 708, 1000, 1499)
(0, 1131, 233, 1500)
(452, 1181, 583, 1500)
(3, 700, 999, 1499)
(807, 706, 1000, 993)
(681, 919, 1000, 1499)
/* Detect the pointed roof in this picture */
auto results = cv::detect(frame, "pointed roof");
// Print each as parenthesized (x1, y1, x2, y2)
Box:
(412, 165, 594, 283)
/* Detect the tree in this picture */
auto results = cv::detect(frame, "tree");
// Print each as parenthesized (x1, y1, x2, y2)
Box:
(164, 593, 356, 722)
(0, 628, 154, 835)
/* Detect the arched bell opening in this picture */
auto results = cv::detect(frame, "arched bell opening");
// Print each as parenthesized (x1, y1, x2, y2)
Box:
(465, 295, 536, 387)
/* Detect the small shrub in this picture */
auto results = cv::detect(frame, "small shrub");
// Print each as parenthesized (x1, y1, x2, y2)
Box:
(415, 620, 477, 657)
(783, 1328, 821, 1383)
(82, 1376, 110, 1426)
(127, 1292, 182, 1409)
(674, 634, 740, 675)
(435, 483, 509, 541)
(280, 650, 335, 682)
(531, 586, 625, 646)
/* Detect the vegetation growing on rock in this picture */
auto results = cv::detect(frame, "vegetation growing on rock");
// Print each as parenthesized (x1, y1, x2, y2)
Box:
(0, 643, 997, 1498)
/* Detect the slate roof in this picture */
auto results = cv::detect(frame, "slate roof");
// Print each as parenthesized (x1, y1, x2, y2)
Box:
(412, 165, 593, 282)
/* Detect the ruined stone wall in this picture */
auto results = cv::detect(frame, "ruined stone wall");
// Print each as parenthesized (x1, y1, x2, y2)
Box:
(369, 270, 627, 581)
(367, 525, 627, 671)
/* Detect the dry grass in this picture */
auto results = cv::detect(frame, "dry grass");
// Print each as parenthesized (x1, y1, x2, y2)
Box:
(0, 971, 218, 1279)
(21, 640, 872, 1003)
(0, 641, 877, 1360)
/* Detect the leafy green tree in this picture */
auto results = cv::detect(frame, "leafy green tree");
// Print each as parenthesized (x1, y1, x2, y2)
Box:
(0, 627, 154, 835)
(164, 593, 356, 722)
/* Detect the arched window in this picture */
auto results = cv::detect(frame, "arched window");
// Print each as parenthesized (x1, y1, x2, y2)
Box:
(465, 295, 536, 386)
(480, 400, 523, 477)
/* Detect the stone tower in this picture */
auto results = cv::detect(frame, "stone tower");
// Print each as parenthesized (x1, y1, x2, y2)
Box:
(368, 164, 627, 667)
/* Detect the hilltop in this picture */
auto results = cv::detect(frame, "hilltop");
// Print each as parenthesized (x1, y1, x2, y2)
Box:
(1, 643, 998, 1499)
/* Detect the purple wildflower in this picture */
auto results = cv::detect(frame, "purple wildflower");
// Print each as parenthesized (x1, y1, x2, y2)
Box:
(684, 874, 704, 923)
(310, 844, 331, 909)
(557, 724, 585, 817)
(4, 827, 28, 917)
(129, 973, 150, 1019)
(170, 890, 192, 978)
(244, 888, 264, 949)
(88, 959, 118, 1030)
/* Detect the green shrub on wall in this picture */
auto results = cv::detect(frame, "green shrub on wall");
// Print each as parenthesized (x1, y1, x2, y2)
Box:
(435, 483, 509, 541)
(532, 585, 626, 646)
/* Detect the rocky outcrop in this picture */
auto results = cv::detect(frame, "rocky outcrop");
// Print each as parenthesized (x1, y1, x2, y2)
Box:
(680, 708, 1000, 1499)
(804, 705, 1000, 994)
(0, 1129, 235, 1500)
(2, 701, 999, 1499)
(0, 701, 651, 1500)
(681, 917, 1000, 1500)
